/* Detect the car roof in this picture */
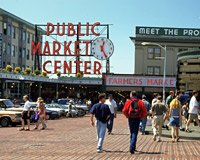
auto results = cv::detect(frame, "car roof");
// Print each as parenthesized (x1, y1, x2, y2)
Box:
(0, 99, 10, 101)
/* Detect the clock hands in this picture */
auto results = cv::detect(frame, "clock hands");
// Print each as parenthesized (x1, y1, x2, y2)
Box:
(100, 42, 107, 59)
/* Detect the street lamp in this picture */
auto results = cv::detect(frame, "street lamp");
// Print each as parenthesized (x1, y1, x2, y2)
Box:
(142, 42, 167, 102)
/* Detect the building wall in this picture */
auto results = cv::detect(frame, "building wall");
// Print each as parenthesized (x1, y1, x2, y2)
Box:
(0, 11, 40, 72)
(134, 41, 200, 76)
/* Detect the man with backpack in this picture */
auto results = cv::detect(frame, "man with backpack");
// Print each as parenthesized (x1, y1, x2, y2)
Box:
(122, 91, 147, 154)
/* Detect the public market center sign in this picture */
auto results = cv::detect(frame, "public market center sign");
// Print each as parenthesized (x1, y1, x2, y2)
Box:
(31, 22, 114, 75)
(136, 26, 200, 37)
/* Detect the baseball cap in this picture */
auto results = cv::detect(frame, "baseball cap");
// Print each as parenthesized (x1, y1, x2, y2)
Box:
(142, 95, 146, 99)
(108, 94, 113, 98)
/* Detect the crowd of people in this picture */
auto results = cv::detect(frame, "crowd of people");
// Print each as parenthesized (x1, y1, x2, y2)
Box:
(90, 90, 200, 154)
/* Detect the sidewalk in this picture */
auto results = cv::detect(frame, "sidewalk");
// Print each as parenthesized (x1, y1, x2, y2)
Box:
(0, 114, 200, 160)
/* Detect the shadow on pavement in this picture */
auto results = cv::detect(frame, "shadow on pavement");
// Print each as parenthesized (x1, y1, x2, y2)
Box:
(138, 151, 164, 155)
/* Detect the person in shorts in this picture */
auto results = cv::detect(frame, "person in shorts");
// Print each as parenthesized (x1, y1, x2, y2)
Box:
(169, 91, 182, 142)
(19, 95, 31, 131)
(152, 96, 168, 142)
(186, 90, 200, 132)
(35, 97, 46, 130)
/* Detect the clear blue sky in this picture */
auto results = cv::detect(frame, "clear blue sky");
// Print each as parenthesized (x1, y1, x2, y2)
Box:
(1, 0, 200, 74)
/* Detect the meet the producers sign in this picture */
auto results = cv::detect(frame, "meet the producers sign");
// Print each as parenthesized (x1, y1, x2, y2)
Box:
(136, 26, 200, 37)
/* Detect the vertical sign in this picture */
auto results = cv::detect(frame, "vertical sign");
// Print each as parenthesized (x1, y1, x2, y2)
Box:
(0, 33, 2, 68)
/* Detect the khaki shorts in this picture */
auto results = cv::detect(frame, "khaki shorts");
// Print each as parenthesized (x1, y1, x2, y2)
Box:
(189, 113, 198, 120)
(153, 115, 164, 127)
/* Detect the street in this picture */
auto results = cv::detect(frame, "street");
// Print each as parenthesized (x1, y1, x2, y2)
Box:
(0, 113, 200, 160)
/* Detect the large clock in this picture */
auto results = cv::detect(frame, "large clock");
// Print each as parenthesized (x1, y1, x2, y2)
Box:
(91, 37, 114, 60)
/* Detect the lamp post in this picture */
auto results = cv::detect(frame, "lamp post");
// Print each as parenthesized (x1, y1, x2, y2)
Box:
(141, 42, 167, 102)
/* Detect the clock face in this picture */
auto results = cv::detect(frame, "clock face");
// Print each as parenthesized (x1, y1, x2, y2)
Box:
(91, 37, 114, 60)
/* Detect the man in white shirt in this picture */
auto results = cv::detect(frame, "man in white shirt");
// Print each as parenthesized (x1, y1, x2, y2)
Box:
(105, 94, 117, 135)
(186, 90, 200, 132)
(19, 95, 31, 131)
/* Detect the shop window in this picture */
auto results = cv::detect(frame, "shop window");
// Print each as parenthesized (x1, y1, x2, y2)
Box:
(12, 45, 15, 57)
(27, 49, 29, 60)
(12, 26, 16, 39)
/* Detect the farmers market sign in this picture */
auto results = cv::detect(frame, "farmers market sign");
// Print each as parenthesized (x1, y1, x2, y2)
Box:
(136, 26, 200, 37)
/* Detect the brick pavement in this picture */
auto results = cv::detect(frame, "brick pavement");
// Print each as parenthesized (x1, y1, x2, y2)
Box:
(0, 114, 200, 160)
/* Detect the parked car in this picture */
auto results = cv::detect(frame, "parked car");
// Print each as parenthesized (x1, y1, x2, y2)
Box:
(57, 99, 86, 116)
(49, 103, 78, 117)
(0, 99, 21, 127)
(45, 104, 66, 117)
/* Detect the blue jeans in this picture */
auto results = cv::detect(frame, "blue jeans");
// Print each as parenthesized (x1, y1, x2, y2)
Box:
(140, 116, 147, 133)
(95, 120, 107, 149)
(107, 113, 114, 133)
(128, 118, 140, 150)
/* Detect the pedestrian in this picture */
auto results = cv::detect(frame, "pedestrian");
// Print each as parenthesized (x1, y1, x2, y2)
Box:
(185, 90, 200, 132)
(163, 91, 175, 130)
(152, 93, 159, 106)
(88, 99, 92, 111)
(90, 93, 111, 153)
(122, 91, 147, 154)
(169, 91, 182, 142)
(67, 100, 73, 117)
(19, 95, 31, 131)
(152, 96, 169, 142)
(139, 95, 151, 135)
(35, 97, 46, 130)
(182, 102, 189, 124)
(105, 94, 117, 135)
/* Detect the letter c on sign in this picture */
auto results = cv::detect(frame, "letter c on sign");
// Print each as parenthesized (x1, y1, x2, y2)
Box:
(43, 60, 52, 74)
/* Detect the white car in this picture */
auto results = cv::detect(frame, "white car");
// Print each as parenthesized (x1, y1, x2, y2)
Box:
(46, 104, 66, 117)
(50, 103, 78, 117)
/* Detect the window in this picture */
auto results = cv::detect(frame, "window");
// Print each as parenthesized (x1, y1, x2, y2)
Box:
(27, 49, 29, 60)
(22, 31, 26, 41)
(154, 67, 160, 75)
(7, 44, 11, 54)
(19, 48, 22, 58)
(7, 25, 11, 36)
(12, 45, 15, 57)
(11, 63, 15, 69)
(148, 48, 154, 59)
(27, 32, 30, 43)
(147, 66, 160, 75)
(22, 65, 25, 71)
(148, 48, 161, 59)
(3, 23, 7, 35)
(12, 26, 16, 39)
(22, 48, 25, 58)
(155, 48, 161, 57)
(32, 34, 35, 41)
(178, 48, 188, 52)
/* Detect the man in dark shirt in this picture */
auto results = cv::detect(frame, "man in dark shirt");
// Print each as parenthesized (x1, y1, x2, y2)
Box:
(90, 93, 111, 153)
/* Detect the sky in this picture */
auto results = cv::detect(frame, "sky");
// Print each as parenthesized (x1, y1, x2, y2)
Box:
(1, 0, 200, 74)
